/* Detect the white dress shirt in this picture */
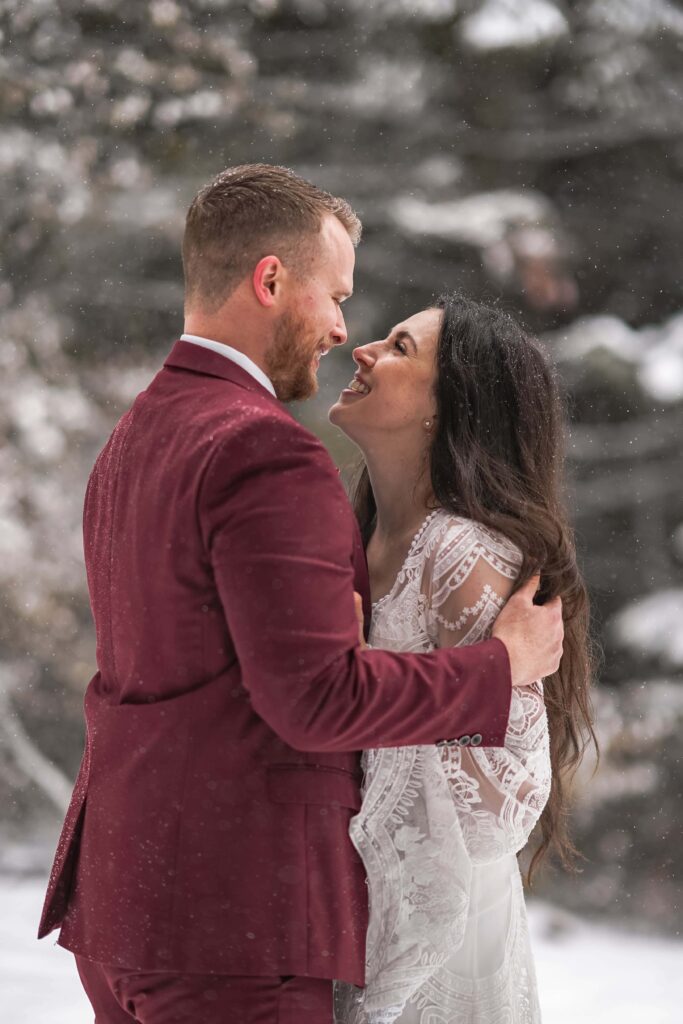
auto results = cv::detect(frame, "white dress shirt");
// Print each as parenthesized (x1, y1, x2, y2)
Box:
(180, 333, 276, 398)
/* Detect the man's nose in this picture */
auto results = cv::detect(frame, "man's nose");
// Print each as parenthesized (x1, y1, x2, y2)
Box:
(330, 308, 348, 347)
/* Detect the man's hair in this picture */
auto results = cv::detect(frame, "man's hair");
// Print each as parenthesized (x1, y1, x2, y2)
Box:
(182, 164, 362, 311)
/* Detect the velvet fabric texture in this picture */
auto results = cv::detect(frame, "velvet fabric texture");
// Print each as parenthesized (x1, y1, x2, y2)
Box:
(39, 340, 511, 986)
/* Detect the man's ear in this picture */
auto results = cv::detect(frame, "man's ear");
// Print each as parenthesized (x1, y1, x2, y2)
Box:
(252, 255, 282, 308)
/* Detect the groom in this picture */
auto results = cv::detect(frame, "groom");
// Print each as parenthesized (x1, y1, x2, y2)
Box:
(39, 165, 563, 1023)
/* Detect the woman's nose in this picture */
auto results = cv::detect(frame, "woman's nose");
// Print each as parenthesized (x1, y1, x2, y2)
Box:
(353, 344, 377, 367)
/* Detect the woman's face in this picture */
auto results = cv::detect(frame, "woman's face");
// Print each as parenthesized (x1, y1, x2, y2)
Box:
(329, 308, 441, 447)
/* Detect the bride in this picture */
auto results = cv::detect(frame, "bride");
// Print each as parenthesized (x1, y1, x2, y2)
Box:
(329, 293, 594, 1024)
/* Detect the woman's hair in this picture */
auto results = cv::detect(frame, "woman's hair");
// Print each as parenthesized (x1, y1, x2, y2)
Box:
(351, 292, 597, 881)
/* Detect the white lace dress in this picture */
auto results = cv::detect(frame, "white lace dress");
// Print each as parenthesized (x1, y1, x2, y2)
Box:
(334, 510, 551, 1024)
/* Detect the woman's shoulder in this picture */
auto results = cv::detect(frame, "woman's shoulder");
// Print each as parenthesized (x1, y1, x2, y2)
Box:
(424, 508, 524, 569)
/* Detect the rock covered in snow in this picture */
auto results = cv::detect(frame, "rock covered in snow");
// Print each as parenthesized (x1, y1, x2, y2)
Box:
(609, 589, 683, 667)
(390, 190, 577, 311)
(460, 0, 569, 52)
(553, 311, 683, 404)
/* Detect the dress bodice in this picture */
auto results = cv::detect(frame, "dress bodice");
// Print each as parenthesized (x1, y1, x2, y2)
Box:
(334, 510, 551, 1024)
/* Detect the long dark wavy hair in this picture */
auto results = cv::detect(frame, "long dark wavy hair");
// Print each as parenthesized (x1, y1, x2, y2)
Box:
(351, 293, 597, 881)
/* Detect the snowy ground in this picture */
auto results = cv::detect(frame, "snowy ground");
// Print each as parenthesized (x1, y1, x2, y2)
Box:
(2, 878, 680, 1023)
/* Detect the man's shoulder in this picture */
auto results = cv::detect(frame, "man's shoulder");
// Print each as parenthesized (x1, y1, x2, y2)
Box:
(200, 393, 343, 494)
(151, 356, 343, 482)
(211, 391, 327, 454)
(158, 365, 318, 447)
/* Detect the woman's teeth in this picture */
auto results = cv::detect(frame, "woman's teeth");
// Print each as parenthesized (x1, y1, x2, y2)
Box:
(347, 379, 370, 395)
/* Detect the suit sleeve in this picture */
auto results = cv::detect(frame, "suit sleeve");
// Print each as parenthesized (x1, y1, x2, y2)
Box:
(200, 412, 511, 753)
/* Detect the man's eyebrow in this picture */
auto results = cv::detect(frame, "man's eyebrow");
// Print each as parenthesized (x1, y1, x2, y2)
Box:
(394, 329, 418, 354)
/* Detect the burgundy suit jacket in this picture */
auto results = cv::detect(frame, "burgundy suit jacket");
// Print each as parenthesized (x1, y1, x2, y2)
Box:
(38, 340, 512, 985)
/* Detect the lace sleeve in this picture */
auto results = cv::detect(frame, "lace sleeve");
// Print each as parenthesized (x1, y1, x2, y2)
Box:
(424, 517, 551, 865)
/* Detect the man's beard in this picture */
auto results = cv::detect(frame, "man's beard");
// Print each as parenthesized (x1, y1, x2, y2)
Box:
(265, 310, 321, 403)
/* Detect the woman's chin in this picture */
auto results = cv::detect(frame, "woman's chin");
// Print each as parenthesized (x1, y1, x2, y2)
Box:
(328, 395, 364, 439)
(328, 399, 345, 427)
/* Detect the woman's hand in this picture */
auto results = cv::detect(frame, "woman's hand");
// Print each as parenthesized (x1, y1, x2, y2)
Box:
(354, 592, 367, 649)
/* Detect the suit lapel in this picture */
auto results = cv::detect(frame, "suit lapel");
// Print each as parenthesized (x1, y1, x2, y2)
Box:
(164, 339, 280, 403)
(351, 519, 372, 640)
(165, 339, 371, 637)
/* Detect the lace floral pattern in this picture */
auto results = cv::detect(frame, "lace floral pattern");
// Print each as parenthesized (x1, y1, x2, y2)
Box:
(334, 511, 551, 1024)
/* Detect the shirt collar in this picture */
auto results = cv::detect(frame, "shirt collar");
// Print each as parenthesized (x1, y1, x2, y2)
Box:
(180, 334, 276, 398)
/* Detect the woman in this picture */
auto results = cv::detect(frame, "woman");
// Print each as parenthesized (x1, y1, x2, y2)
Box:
(329, 294, 595, 1024)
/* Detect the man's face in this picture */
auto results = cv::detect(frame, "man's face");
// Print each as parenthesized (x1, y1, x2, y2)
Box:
(264, 214, 355, 402)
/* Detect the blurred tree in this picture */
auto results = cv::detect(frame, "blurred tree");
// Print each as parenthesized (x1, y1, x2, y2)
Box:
(1, 0, 681, 929)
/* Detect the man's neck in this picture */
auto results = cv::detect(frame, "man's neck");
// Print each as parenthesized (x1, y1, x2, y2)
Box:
(180, 333, 277, 398)
(184, 306, 272, 375)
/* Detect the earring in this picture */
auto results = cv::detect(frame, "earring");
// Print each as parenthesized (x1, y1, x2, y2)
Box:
(423, 419, 432, 430)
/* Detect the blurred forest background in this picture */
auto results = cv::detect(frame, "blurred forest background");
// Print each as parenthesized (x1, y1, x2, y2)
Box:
(1, 0, 682, 949)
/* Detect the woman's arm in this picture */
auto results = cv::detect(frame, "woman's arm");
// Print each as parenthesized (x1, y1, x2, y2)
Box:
(201, 415, 513, 752)
(425, 518, 552, 865)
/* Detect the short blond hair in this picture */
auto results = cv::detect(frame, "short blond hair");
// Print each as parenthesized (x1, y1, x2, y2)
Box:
(182, 163, 361, 311)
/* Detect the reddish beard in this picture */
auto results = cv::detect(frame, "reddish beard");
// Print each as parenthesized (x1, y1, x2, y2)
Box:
(265, 310, 322, 402)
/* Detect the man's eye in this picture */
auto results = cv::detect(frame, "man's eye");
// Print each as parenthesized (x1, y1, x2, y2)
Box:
(394, 339, 407, 354)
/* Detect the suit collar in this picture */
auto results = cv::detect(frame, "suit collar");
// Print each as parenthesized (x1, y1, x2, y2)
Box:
(164, 340, 280, 403)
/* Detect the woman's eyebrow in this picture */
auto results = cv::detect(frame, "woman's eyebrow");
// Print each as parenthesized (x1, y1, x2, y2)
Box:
(393, 329, 418, 354)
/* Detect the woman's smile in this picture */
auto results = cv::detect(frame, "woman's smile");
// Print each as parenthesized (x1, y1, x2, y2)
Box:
(340, 371, 372, 400)
(330, 308, 441, 435)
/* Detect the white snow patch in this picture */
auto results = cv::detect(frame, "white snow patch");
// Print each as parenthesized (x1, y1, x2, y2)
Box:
(556, 314, 643, 363)
(1, 879, 91, 1024)
(391, 190, 553, 247)
(340, 57, 428, 117)
(610, 588, 683, 666)
(554, 309, 683, 403)
(153, 88, 237, 128)
(638, 311, 683, 401)
(586, 0, 683, 39)
(0, 514, 33, 577)
(350, 0, 459, 21)
(529, 901, 683, 1024)
(461, 0, 568, 51)
(415, 155, 464, 189)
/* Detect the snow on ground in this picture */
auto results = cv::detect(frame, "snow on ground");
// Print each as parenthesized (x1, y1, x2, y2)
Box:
(1, 878, 91, 1024)
(1, 878, 681, 1023)
(528, 903, 682, 1024)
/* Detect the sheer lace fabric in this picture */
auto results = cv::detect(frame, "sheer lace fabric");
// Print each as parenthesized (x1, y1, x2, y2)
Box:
(334, 511, 551, 1024)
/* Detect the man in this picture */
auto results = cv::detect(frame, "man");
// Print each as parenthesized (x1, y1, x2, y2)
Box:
(39, 165, 563, 1023)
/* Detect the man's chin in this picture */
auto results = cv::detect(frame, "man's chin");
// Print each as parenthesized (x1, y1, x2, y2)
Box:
(273, 369, 318, 403)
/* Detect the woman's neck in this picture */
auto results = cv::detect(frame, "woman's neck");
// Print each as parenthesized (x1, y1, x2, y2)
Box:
(362, 441, 434, 542)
